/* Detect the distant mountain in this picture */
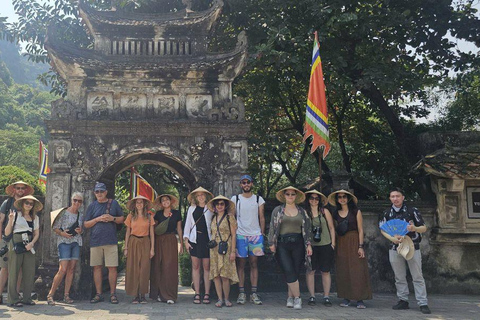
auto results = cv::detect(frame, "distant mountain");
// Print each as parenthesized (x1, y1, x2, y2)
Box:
(0, 40, 50, 89)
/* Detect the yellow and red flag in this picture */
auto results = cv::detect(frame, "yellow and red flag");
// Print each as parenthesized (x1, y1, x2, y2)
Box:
(130, 167, 158, 202)
(38, 141, 49, 185)
(303, 31, 330, 158)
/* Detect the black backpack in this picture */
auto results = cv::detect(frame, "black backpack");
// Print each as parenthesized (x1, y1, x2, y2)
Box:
(1, 197, 15, 232)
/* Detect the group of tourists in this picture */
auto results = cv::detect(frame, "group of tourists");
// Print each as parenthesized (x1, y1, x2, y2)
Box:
(0, 178, 431, 314)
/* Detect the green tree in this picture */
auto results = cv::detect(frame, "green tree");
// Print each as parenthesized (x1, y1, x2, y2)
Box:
(0, 165, 44, 195)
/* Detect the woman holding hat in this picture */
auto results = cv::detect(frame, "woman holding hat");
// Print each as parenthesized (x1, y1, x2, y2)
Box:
(124, 195, 155, 304)
(328, 190, 372, 309)
(4, 195, 42, 307)
(47, 192, 84, 305)
(304, 190, 336, 307)
(183, 187, 213, 304)
(207, 196, 238, 307)
(150, 194, 183, 304)
(268, 186, 312, 310)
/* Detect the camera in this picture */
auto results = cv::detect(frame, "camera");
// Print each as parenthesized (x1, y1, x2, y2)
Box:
(313, 226, 322, 242)
(0, 245, 8, 257)
(207, 240, 217, 249)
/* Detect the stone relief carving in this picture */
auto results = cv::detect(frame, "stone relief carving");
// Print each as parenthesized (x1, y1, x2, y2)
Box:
(120, 94, 147, 115)
(223, 141, 247, 169)
(51, 140, 71, 163)
(445, 195, 460, 224)
(186, 95, 212, 119)
(154, 95, 179, 118)
(87, 92, 114, 117)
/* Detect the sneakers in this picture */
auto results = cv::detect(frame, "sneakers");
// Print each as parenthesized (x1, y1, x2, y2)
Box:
(286, 297, 294, 308)
(420, 305, 431, 314)
(323, 297, 332, 307)
(250, 293, 262, 305)
(293, 297, 302, 310)
(166, 300, 175, 304)
(237, 292, 246, 305)
(308, 296, 316, 305)
(392, 300, 409, 310)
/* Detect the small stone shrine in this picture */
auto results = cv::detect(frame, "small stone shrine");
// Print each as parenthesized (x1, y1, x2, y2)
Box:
(40, 0, 247, 298)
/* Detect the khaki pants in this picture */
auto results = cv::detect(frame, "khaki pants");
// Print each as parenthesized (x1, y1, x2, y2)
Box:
(8, 234, 35, 304)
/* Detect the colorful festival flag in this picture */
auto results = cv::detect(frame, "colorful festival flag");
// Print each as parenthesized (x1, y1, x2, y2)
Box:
(303, 31, 330, 158)
(130, 167, 158, 202)
(38, 141, 49, 185)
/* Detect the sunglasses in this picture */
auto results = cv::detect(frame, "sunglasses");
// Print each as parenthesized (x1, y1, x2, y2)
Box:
(309, 197, 320, 201)
(337, 195, 348, 199)
(285, 193, 296, 197)
(94, 190, 106, 194)
(15, 187, 26, 190)
(241, 181, 252, 185)
(73, 199, 83, 203)
(215, 202, 226, 206)
(24, 201, 35, 206)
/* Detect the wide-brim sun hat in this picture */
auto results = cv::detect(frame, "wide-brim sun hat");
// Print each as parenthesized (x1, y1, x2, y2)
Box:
(397, 235, 415, 261)
(127, 195, 153, 212)
(187, 186, 214, 204)
(154, 194, 179, 210)
(305, 190, 328, 206)
(5, 181, 34, 197)
(14, 195, 43, 213)
(276, 186, 306, 204)
(207, 195, 236, 215)
(327, 189, 358, 206)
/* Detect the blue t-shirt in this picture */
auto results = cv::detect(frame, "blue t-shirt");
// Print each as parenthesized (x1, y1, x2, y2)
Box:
(84, 199, 123, 247)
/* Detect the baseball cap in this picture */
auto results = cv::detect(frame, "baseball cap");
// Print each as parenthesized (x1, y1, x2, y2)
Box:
(94, 182, 107, 191)
(240, 174, 253, 182)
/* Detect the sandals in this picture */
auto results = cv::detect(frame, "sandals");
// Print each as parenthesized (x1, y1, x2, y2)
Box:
(225, 299, 233, 307)
(132, 297, 140, 304)
(90, 293, 104, 303)
(63, 293, 74, 304)
(215, 299, 224, 307)
(203, 294, 211, 304)
(193, 294, 201, 304)
(23, 300, 36, 305)
(10, 301, 23, 307)
(47, 294, 55, 306)
(139, 296, 147, 304)
(308, 296, 316, 305)
(357, 300, 366, 309)
(110, 294, 119, 304)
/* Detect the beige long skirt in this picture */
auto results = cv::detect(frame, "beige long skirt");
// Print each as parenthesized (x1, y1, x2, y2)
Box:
(125, 235, 151, 296)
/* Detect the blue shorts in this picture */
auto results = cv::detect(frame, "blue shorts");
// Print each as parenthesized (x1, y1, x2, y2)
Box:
(58, 242, 80, 261)
(236, 235, 265, 258)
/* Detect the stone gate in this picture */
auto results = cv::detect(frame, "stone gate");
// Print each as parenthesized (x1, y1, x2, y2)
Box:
(39, 0, 248, 298)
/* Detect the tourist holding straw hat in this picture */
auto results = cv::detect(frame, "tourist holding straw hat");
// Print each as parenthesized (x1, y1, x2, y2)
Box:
(268, 186, 312, 310)
(304, 190, 336, 307)
(47, 192, 84, 305)
(183, 186, 214, 304)
(150, 194, 183, 304)
(206, 195, 238, 307)
(4, 195, 43, 307)
(0, 180, 34, 304)
(328, 189, 372, 309)
(124, 195, 155, 304)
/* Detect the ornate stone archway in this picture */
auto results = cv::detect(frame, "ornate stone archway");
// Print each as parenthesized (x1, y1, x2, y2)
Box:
(38, 0, 248, 299)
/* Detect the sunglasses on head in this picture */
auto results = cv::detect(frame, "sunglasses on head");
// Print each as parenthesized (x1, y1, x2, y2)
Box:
(24, 201, 34, 206)
(73, 199, 83, 203)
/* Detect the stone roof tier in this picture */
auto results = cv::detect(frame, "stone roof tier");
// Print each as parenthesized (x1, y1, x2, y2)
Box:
(79, 0, 223, 39)
(413, 144, 480, 179)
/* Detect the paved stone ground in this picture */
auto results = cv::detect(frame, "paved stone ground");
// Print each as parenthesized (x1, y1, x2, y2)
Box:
(1, 276, 479, 319)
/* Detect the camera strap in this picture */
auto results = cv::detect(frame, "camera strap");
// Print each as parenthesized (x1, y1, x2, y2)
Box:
(189, 207, 207, 234)
(216, 214, 231, 242)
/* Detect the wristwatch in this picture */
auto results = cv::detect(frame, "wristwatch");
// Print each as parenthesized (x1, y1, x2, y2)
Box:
(113, 217, 116, 222)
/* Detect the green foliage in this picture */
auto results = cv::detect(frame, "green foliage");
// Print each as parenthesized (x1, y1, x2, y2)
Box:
(0, 165, 44, 195)
(179, 252, 192, 286)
